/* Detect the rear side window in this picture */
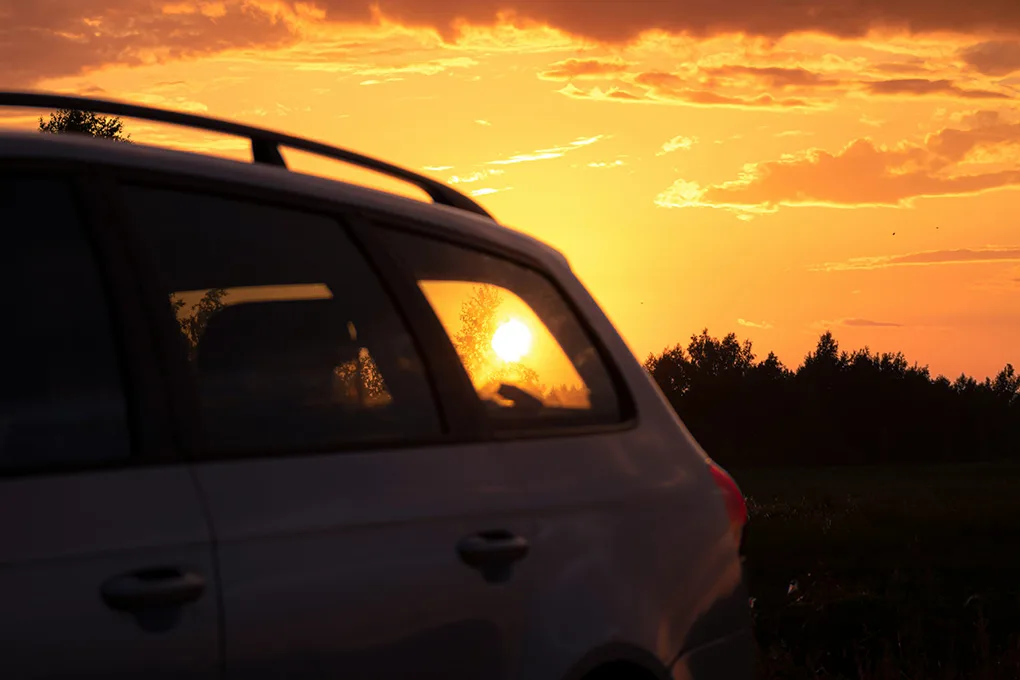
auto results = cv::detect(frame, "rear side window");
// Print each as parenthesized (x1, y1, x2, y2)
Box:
(119, 186, 441, 456)
(0, 175, 131, 472)
(376, 227, 622, 431)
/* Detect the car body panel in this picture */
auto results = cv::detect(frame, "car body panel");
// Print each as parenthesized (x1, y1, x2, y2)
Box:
(0, 468, 221, 679)
(0, 128, 754, 679)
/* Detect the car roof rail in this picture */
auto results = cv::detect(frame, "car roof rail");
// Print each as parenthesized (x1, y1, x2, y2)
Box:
(0, 90, 495, 220)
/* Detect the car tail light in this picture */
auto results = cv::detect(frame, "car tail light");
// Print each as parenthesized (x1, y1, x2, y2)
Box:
(708, 463, 747, 547)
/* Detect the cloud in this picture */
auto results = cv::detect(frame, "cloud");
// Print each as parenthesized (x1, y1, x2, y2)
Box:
(737, 318, 774, 329)
(960, 41, 1020, 76)
(634, 71, 814, 108)
(812, 246, 1020, 272)
(816, 318, 903, 328)
(475, 119, 492, 125)
(538, 58, 632, 80)
(561, 77, 816, 110)
(354, 56, 478, 76)
(842, 318, 903, 327)
(655, 111, 1020, 215)
(0, 1, 297, 87)
(470, 186, 512, 196)
(485, 134, 605, 165)
(864, 78, 1010, 99)
(657, 135, 697, 155)
(702, 64, 842, 88)
(447, 169, 504, 183)
(586, 159, 626, 168)
(306, 1, 1020, 44)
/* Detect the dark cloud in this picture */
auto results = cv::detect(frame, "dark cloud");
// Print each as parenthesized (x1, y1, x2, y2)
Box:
(0, 1, 295, 87)
(305, 0, 1020, 42)
(959, 40, 1020, 75)
(865, 78, 1010, 99)
(702, 65, 842, 88)
(634, 71, 812, 107)
(538, 58, 632, 80)
(563, 74, 814, 109)
(7, 1, 1020, 89)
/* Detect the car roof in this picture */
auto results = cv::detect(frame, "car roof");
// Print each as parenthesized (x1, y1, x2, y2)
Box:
(0, 128, 571, 272)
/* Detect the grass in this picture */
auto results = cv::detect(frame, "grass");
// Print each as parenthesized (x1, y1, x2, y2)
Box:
(730, 462, 1020, 679)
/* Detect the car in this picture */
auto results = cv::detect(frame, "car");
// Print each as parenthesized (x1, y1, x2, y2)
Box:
(0, 91, 754, 680)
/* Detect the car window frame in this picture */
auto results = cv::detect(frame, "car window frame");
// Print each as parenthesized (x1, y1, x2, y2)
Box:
(347, 207, 639, 441)
(0, 159, 179, 477)
(103, 167, 482, 463)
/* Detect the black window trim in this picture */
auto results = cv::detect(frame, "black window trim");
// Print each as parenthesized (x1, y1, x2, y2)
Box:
(348, 220, 492, 441)
(29, 160, 636, 463)
(349, 207, 639, 441)
(105, 167, 476, 463)
(0, 159, 182, 477)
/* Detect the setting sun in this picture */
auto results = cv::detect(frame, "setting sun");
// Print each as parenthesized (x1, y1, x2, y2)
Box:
(492, 319, 533, 362)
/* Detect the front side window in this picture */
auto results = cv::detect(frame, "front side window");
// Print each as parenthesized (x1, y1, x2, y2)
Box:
(0, 175, 130, 471)
(377, 227, 621, 431)
(119, 186, 441, 456)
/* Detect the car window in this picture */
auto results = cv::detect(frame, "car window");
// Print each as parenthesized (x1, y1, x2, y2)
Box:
(119, 185, 441, 456)
(0, 174, 131, 472)
(376, 227, 622, 430)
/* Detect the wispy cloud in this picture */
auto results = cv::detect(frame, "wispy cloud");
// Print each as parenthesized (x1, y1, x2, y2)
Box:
(864, 78, 1010, 99)
(816, 318, 904, 329)
(470, 186, 512, 196)
(812, 246, 1020, 272)
(538, 57, 632, 80)
(475, 119, 492, 126)
(485, 134, 606, 165)
(448, 169, 504, 183)
(737, 318, 774, 329)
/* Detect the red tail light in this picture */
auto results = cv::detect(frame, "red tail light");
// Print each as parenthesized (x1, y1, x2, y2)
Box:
(708, 463, 747, 547)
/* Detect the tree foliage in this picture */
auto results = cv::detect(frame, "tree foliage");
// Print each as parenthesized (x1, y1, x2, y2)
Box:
(451, 284, 540, 391)
(39, 109, 130, 141)
(170, 288, 227, 361)
(645, 330, 1019, 467)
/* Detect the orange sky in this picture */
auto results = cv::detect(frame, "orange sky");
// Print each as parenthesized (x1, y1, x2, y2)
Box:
(4, 1, 1020, 380)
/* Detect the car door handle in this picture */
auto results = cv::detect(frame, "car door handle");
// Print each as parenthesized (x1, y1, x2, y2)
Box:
(100, 568, 206, 612)
(457, 530, 529, 584)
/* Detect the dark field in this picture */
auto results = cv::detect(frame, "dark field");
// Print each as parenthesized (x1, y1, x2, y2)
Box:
(732, 462, 1020, 679)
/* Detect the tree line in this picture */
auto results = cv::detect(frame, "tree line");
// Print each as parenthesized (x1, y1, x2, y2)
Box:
(645, 330, 1020, 467)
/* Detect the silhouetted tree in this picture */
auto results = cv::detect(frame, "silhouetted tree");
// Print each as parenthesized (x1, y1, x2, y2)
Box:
(645, 328, 1018, 468)
(39, 109, 130, 141)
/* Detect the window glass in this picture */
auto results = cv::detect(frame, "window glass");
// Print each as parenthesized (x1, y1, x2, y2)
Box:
(0, 175, 130, 471)
(377, 228, 621, 429)
(120, 186, 440, 455)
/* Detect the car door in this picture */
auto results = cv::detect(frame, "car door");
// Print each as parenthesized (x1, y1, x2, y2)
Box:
(364, 222, 704, 680)
(0, 170, 221, 679)
(112, 180, 535, 680)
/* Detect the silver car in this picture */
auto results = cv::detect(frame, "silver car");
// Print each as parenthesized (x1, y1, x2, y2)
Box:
(0, 92, 754, 680)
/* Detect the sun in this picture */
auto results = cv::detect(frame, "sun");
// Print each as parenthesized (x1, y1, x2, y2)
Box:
(492, 319, 532, 362)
